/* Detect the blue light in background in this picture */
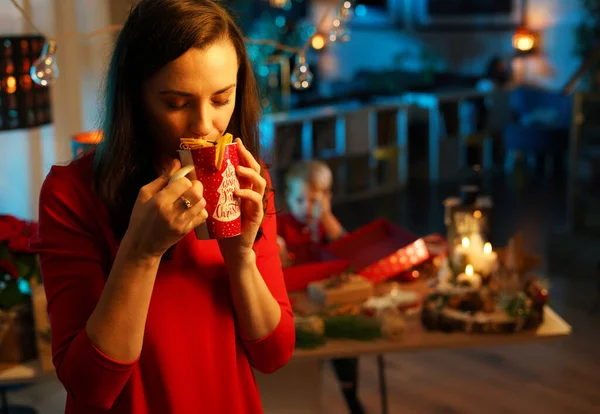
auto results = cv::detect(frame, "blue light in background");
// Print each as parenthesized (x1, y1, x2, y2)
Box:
(259, 65, 270, 77)
(355, 4, 367, 17)
(258, 118, 274, 163)
(18, 278, 31, 295)
(275, 16, 286, 28)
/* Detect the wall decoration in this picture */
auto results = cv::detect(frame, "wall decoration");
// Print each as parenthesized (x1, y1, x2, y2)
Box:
(8, 0, 354, 115)
(0, 35, 52, 131)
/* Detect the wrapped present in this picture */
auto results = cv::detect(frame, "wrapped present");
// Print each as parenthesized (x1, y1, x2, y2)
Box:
(422, 233, 448, 257)
(360, 238, 430, 283)
(283, 242, 349, 292)
(362, 289, 420, 315)
(308, 274, 374, 306)
(327, 219, 433, 283)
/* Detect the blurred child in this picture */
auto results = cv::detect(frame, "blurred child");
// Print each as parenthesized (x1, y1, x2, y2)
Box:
(277, 160, 365, 414)
(277, 160, 345, 253)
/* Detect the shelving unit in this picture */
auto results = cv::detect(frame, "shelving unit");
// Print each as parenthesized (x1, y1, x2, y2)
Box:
(259, 89, 501, 204)
(260, 101, 410, 204)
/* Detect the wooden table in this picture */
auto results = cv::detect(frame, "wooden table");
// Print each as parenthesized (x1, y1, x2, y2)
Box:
(255, 306, 572, 414)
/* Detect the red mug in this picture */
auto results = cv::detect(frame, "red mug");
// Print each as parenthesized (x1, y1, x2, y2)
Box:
(179, 143, 242, 239)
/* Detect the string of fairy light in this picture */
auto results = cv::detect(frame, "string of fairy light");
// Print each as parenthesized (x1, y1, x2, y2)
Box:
(9, 0, 355, 91)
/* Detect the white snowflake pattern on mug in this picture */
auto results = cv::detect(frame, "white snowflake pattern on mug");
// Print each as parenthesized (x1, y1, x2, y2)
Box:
(212, 159, 241, 223)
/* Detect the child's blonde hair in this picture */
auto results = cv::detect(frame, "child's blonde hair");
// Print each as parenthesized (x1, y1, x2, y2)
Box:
(285, 160, 333, 192)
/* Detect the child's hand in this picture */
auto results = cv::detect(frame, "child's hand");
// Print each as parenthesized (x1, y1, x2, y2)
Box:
(317, 192, 333, 221)
(317, 192, 345, 242)
(311, 198, 324, 222)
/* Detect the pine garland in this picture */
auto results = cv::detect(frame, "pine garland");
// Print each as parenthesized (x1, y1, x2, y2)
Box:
(295, 326, 326, 349)
(323, 314, 382, 341)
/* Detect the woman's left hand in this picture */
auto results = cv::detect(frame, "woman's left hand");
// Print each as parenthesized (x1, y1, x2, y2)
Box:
(218, 138, 266, 263)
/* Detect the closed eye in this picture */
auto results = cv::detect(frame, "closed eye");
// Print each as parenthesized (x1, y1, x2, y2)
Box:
(213, 99, 231, 107)
(165, 98, 231, 110)
(167, 102, 190, 110)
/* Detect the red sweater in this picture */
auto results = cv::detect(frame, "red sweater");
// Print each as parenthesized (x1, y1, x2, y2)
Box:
(276, 213, 326, 246)
(32, 154, 295, 413)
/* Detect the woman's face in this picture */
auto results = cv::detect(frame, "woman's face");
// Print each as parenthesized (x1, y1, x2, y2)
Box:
(142, 40, 239, 161)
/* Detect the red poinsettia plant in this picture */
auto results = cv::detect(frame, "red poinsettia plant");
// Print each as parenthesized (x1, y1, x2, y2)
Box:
(0, 214, 40, 310)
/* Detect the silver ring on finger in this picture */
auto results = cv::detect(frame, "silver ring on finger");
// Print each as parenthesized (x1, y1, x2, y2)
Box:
(180, 196, 192, 209)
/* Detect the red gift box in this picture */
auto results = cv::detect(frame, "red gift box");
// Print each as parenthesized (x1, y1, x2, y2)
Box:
(283, 242, 349, 292)
(326, 219, 432, 284)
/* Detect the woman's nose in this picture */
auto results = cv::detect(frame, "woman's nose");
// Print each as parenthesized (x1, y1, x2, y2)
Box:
(191, 106, 212, 137)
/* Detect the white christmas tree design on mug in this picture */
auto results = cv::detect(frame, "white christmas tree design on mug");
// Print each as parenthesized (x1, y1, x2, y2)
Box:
(213, 159, 241, 222)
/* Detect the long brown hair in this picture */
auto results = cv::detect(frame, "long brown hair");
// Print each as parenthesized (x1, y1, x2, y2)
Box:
(93, 0, 262, 239)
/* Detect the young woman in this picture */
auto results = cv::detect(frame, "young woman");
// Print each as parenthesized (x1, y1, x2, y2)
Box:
(32, 1, 294, 412)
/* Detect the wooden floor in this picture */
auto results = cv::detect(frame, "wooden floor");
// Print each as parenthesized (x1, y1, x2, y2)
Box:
(7, 172, 600, 413)
(323, 306, 600, 414)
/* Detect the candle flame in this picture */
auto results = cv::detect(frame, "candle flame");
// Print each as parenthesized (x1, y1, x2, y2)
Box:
(466, 264, 473, 276)
(484, 242, 492, 255)
(462, 237, 470, 248)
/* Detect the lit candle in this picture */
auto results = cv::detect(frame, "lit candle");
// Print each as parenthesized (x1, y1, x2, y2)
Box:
(456, 264, 482, 289)
(480, 242, 498, 275)
(469, 239, 499, 276)
(453, 236, 471, 269)
(483, 242, 492, 255)
(462, 237, 470, 248)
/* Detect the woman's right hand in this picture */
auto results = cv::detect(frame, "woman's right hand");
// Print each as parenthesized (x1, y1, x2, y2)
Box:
(124, 159, 208, 259)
